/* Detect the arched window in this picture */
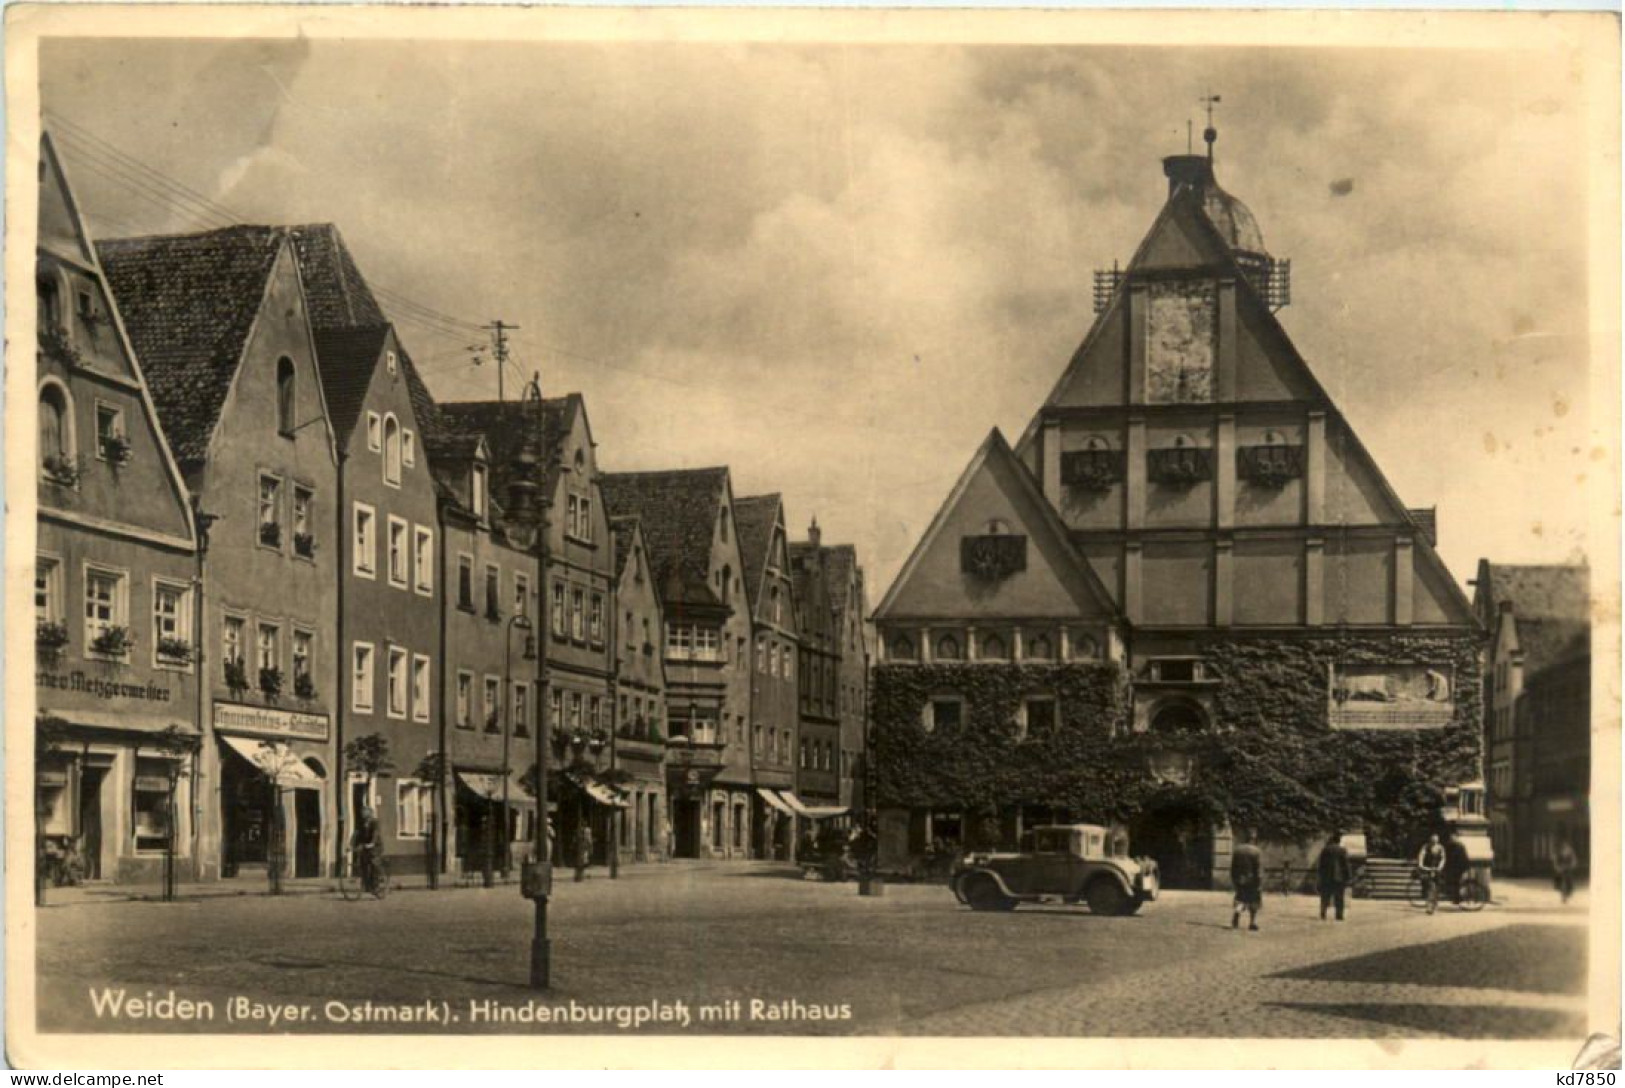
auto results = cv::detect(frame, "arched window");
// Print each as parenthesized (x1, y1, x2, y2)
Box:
(276, 357, 296, 436)
(38, 381, 73, 477)
(980, 633, 1006, 660)
(1027, 635, 1053, 660)
(889, 635, 915, 661)
(382, 414, 402, 486)
(935, 634, 961, 660)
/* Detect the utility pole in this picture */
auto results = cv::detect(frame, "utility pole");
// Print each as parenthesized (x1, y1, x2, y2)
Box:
(483, 321, 520, 403)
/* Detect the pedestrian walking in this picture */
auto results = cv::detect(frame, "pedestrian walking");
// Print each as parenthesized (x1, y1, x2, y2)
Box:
(1317, 832, 1351, 921)
(1553, 837, 1579, 904)
(1230, 829, 1263, 931)
(1416, 833, 1446, 914)
(574, 823, 593, 882)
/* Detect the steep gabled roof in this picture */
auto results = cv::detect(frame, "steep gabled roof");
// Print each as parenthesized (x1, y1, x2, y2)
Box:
(97, 225, 286, 466)
(1488, 563, 1590, 623)
(733, 493, 782, 611)
(874, 428, 1122, 623)
(610, 515, 642, 578)
(282, 223, 444, 447)
(1514, 617, 1590, 674)
(600, 468, 730, 608)
(310, 324, 390, 445)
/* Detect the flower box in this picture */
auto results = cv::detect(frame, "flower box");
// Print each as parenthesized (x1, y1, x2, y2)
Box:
(156, 636, 193, 664)
(224, 658, 250, 694)
(258, 522, 282, 548)
(90, 626, 132, 656)
(36, 620, 69, 653)
(42, 454, 81, 487)
(1237, 444, 1305, 488)
(960, 534, 1027, 581)
(258, 666, 284, 699)
(293, 673, 317, 700)
(100, 434, 133, 466)
(485, 713, 501, 734)
(38, 326, 85, 369)
(1060, 449, 1123, 491)
(292, 532, 316, 559)
(1147, 447, 1213, 487)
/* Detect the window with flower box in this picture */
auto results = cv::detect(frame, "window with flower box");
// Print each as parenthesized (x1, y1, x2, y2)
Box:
(36, 557, 65, 651)
(257, 624, 282, 697)
(223, 615, 246, 687)
(152, 580, 192, 666)
(257, 474, 283, 549)
(484, 675, 502, 732)
(95, 402, 129, 465)
(293, 630, 314, 698)
(83, 565, 128, 657)
(293, 487, 316, 559)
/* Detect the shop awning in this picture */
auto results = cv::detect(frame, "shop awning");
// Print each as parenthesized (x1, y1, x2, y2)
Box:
(456, 769, 535, 805)
(220, 736, 323, 785)
(570, 774, 631, 809)
(778, 791, 848, 820)
(39, 706, 195, 736)
(757, 788, 797, 816)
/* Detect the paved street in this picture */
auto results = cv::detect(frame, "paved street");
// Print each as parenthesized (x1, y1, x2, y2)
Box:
(35, 862, 1587, 1037)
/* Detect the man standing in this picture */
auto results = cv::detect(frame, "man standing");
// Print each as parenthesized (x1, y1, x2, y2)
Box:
(1230, 829, 1263, 931)
(574, 822, 594, 883)
(1317, 833, 1352, 921)
(1553, 837, 1579, 904)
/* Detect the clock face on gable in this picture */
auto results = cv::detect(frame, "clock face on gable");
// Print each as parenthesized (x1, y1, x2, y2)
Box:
(1145, 280, 1216, 404)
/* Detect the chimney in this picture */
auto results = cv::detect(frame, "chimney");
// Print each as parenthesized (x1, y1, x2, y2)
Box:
(1163, 154, 1214, 198)
(1407, 507, 1438, 548)
(808, 516, 822, 550)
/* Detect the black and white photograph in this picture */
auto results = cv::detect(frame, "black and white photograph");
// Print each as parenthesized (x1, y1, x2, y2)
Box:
(5, 5, 1619, 1070)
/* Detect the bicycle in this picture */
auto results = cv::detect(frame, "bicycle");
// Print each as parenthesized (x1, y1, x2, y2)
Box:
(339, 848, 390, 901)
(1406, 868, 1488, 912)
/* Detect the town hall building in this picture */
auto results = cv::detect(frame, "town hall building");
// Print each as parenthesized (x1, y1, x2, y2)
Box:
(871, 132, 1487, 886)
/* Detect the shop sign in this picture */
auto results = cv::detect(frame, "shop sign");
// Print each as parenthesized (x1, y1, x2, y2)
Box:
(36, 669, 172, 703)
(1328, 664, 1454, 730)
(214, 701, 329, 743)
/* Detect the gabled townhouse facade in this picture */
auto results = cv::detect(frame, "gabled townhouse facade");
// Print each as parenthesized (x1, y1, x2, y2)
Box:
(1472, 560, 1590, 875)
(601, 469, 753, 859)
(426, 410, 543, 877)
(99, 224, 341, 883)
(789, 521, 842, 821)
(610, 516, 670, 863)
(34, 134, 202, 885)
(735, 494, 801, 859)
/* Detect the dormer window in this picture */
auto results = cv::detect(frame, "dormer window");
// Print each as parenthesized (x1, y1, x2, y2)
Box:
(471, 463, 488, 519)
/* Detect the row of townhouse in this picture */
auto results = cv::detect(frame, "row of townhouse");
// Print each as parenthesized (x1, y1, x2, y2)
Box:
(32, 132, 870, 887)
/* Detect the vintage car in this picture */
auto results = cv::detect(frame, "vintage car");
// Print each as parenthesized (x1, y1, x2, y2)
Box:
(951, 824, 1159, 915)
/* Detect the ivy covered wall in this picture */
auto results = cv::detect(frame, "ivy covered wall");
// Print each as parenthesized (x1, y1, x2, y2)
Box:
(872, 630, 1483, 854)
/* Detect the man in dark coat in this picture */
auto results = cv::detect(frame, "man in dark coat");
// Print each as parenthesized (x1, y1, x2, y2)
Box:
(1230, 829, 1263, 931)
(1317, 832, 1352, 921)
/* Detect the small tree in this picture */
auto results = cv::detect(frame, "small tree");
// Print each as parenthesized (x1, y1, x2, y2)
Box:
(413, 750, 447, 890)
(248, 742, 306, 895)
(35, 715, 72, 906)
(152, 726, 200, 902)
(343, 733, 394, 877)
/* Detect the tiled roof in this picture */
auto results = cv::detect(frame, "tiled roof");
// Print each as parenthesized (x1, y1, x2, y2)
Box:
(600, 468, 729, 608)
(823, 544, 862, 621)
(310, 325, 389, 444)
(732, 494, 781, 610)
(1489, 564, 1589, 623)
(283, 223, 443, 445)
(1515, 618, 1590, 674)
(610, 515, 640, 578)
(96, 225, 286, 465)
(284, 223, 387, 329)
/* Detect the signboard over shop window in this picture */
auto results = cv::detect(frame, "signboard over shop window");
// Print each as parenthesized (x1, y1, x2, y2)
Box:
(213, 701, 330, 742)
(1327, 664, 1454, 730)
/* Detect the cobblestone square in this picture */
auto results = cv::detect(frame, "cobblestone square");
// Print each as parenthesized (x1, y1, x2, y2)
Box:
(35, 863, 1589, 1039)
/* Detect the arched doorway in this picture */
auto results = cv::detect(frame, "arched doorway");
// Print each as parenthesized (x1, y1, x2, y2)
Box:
(1130, 794, 1215, 890)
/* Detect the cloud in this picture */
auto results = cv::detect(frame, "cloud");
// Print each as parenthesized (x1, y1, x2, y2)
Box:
(41, 37, 1595, 592)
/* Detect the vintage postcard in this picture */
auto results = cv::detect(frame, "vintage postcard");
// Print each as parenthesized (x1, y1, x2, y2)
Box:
(4, 4, 1619, 1070)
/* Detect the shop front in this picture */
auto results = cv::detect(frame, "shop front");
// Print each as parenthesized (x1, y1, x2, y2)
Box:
(452, 767, 535, 877)
(35, 708, 200, 887)
(211, 701, 331, 882)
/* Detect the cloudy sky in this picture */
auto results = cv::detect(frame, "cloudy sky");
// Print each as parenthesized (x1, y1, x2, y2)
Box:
(41, 31, 1600, 597)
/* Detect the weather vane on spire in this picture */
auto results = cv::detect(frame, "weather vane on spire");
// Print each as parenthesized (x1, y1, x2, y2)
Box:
(1201, 92, 1222, 161)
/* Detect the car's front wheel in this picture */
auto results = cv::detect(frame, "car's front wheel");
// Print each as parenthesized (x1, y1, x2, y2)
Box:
(962, 875, 1016, 912)
(1085, 878, 1128, 916)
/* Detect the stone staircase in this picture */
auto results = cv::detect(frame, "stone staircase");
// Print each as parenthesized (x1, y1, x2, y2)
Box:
(1359, 856, 1415, 899)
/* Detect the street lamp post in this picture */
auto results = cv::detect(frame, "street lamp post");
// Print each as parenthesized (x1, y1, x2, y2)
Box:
(501, 612, 533, 881)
